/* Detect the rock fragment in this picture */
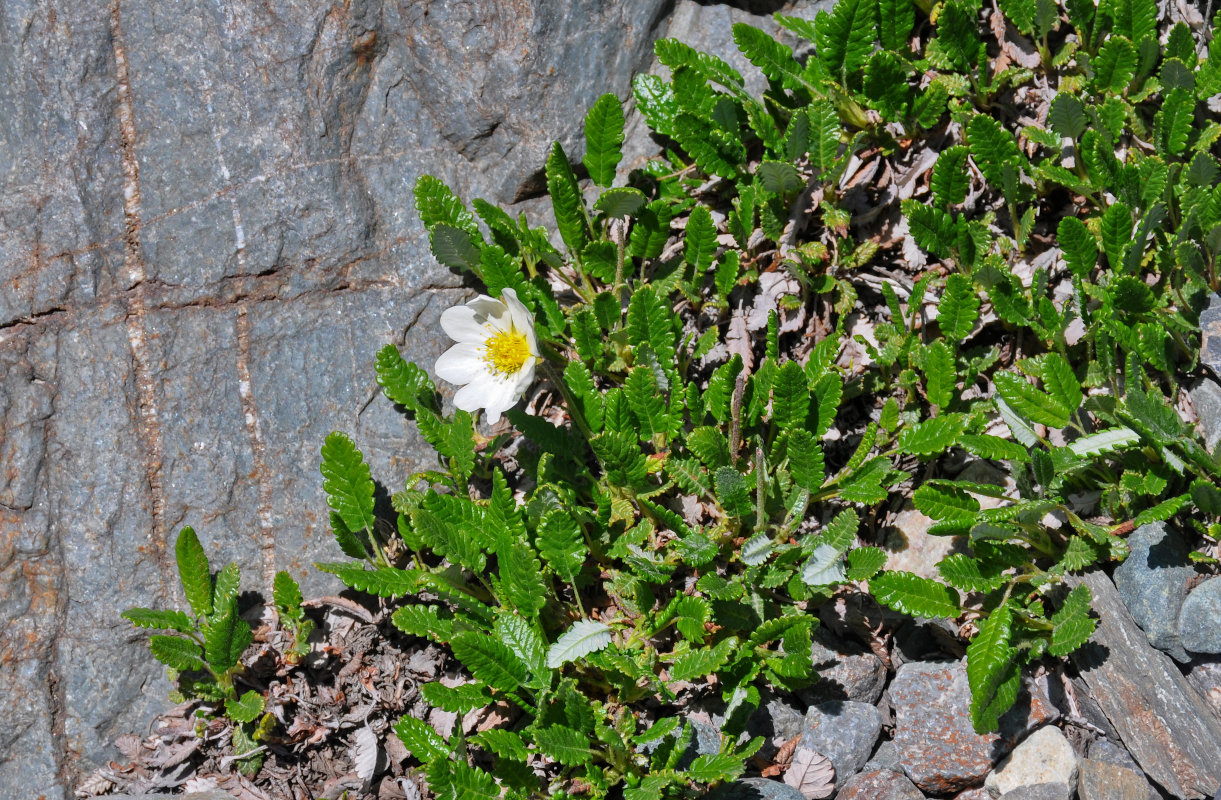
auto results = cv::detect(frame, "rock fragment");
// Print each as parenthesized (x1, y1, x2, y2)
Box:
(984, 726, 1078, 798)
(797, 701, 883, 789)
(836, 768, 926, 800)
(1112, 522, 1195, 662)
(1179, 577, 1221, 654)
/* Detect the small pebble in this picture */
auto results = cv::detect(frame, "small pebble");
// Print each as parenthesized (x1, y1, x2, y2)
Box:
(985, 726, 1078, 798)
(889, 661, 1052, 794)
(705, 777, 806, 800)
(836, 768, 926, 800)
(1077, 757, 1155, 800)
(997, 783, 1073, 800)
(798, 700, 882, 789)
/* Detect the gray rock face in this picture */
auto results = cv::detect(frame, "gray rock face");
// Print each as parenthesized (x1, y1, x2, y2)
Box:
(798, 700, 884, 789)
(1179, 577, 1221, 654)
(1, 0, 688, 796)
(1112, 522, 1196, 661)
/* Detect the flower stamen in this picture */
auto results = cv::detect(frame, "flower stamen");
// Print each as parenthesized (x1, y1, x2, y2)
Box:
(483, 328, 531, 376)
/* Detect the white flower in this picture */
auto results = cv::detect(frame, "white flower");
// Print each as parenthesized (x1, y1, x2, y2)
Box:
(435, 288, 540, 424)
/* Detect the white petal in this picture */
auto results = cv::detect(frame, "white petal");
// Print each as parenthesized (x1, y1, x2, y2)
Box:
(467, 294, 510, 325)
(452, 381, 488, 414)
(434, 343, 486, 385)
(502, 288, 539, 354)
(482, 378, 523, 425)
(440, 305, 489, 343)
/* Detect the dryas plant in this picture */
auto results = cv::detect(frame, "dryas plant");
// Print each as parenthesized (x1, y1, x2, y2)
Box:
(122, 528, 279, 774)
(322, 0, 1221, 791)
(120, 0, 1221, 792)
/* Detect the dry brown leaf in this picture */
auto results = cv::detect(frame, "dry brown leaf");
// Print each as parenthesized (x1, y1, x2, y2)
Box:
(783, 746, 836, 799)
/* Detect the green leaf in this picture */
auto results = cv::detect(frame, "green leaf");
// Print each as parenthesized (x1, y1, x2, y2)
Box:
(994, 372, 1070, 428)
(627, 285, 676, 368)
(928, 0, 981, 72)
(1057, 217, 1097, 277)
(757, 161, 804, 195)
(591, 432, 650, 490)
(688, 752, 746, 783)
(684, 205, 718, 275)
(969, 115, 1024, 187)
(815, 0, 878, 81)
(904, 201, 957, 260)
(1040, 354, 1082, 414)
(803, 543, 847, 587)
(924, 340, 956, 410)
(733, 23, 807, 90)
(626, 366, 670, 440)
(430, 224, 482, 273)
(392, 604, 453, 643)
(492, 543, 545, 620)
(960, 434, 1030, 462)
(1157, 87, 1194, 156)
(375, 343, 437, 415)
(938, 553, 1007, 592)
(940, 274, 980, 341)
(538, 510, 586, 589)
(714, 466, 754, 519)
(669, 637, 737, 682)
(809, 100, 842, 174)
(415, 175, 479, 236)
(788, 428, 825, 492)
(1048, 93, 1087, 141)
(547, 619, 613, 668)
(846, 546, 887, 581)
(149, 635, 206, 672)
(771, 361, 811, 429)
(205, 595, 251, 674)
(534, 725, 594, 766)
(226, 690, 265, 724)
(421, 681, 490, 713)
(394, 715, 449, 763)
(123, 607, 195, 633)
(899, 414, 967, 456)
(175, 527, 213, 619)
(320, 432, 376, 539)
(583, 93, 625, 187)
(473, 729, 529, 762)
(633, 73, 678, 137)
(871, 571, 962, 617)
(931, 146, 970, 208)
(863, 50, 913, 120)
(315, 563, 419, 597)
(272, 571, 303, 616)
(1112, 0, 1156, 44)
(1100, 202, 1132, 271)
(594, 187, 647, 219)
(878, 0, 915, 50)
(673, 113, 746, 179)
(546, 142, 589, 256)
(1049, 584, 1096, 656)
(451, 631, 529, 692)
(967, 604, 1020, 733)
(913, 482, 981, 521)
(1092, 36, 1137, 94)
(655, 38, 745, 92)
(999, 0, 1036, 33)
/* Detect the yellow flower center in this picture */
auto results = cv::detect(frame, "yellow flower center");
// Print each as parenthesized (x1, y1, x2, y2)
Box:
(483, 328, 531, 376)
